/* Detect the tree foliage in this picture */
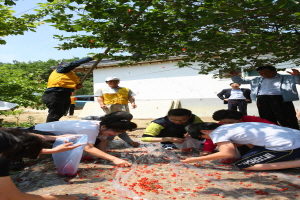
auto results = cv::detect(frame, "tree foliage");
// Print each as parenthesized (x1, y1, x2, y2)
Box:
(0, 0, 45, 44)
(35, 0, 300, 74)
(0, 58, 93, 109)
(0, 66, 46, 109)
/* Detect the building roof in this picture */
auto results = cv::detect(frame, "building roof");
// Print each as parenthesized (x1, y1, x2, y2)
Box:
(73, 56, 184, 72)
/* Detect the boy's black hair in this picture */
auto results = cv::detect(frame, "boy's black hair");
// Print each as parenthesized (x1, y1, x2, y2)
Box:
(0, 128, 51, 159)
(167, 108, 192, 117)
(82, 111, 133, 121)
(256, 65, 276, 71)
(185, 123, 221, 141)
(105, 111, 133, 121)
(212, 109, 243, 121)
(99, 114, 137, 132)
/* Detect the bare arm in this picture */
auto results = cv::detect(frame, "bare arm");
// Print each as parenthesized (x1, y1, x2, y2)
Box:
(0, 176, 78, 200)
(97, 96, 107, 109)
(84, 143, 132, 167)
(181, 141, 236, 163)
(149, 137, 185, 143)
(128, 96, 137, 109)
(97, 139, 108, 152)
(40, 142, 82, 154)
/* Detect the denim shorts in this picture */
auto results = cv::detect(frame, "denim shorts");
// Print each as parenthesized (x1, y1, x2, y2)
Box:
(234, 146, 300, 168)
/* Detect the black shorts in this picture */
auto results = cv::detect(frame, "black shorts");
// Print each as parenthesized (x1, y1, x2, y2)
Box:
(234, 146, 300, 168)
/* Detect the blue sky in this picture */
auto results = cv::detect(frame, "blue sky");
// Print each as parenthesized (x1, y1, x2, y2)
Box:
(1, 0, 103, 63)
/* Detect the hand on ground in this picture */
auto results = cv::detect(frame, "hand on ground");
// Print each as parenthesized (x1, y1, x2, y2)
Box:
(128, 141, 140, 147)
(180, 157, 200, 163)
(112, 158, 132, 167)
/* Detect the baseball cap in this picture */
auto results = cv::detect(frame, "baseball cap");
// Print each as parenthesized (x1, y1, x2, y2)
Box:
(106, 77, 120, 81)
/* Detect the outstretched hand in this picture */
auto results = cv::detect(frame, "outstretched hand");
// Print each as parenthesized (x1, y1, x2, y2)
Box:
(286, 69, 300, 76)
(112, 158, 132, 167)
(180, 157, 202, 163)
(52, 142, 83, 153)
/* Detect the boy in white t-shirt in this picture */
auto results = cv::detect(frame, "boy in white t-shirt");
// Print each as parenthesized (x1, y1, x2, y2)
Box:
(181, 122, 300, 171)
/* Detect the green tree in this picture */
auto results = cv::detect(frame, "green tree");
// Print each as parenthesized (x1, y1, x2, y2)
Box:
(36, 0, 300, 75)
(0, 0, 45, 44)
(0, 66, 46, 109)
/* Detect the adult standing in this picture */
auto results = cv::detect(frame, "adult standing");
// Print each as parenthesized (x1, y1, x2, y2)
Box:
(95, 77, 137, 114)
(94, 77, 139, 147)
(231, 65, 300, 129)
(42, 57, 94, 122)
(217, 83, 251, 115)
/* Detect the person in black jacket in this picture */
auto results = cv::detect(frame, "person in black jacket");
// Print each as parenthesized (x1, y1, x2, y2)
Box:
(217, 83, 251, 115)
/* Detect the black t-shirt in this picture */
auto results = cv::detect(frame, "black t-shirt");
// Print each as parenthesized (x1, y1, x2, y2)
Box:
(0, 155, 10, 177)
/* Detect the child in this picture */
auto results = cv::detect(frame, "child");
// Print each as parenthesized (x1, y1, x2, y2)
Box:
(30, 114, 137, 167)
(141, 108, 203, 150)
(201, 109, 275, 156)
(0, 128, 80, 200)
(181, 122, 300, 171)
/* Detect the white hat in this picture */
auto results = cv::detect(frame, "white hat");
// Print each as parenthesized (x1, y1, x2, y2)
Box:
(0, 101, 18, 110)
(106, 77, 120, 81)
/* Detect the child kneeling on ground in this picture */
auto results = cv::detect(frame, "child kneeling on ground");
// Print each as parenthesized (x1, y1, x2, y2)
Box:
(181, 122, 300, 171)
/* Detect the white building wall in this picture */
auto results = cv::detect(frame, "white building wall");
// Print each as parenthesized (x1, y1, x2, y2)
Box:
(93, 61, 300, 117)
(93, 62, 237, 99)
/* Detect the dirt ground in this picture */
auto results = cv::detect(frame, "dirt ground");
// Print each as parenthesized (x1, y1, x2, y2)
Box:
(3, 109, 300, 200)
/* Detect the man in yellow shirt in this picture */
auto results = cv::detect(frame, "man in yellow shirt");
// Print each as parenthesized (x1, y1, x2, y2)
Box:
(95, 77, 136, 114)
(94, 77, 139, 147)
(42, 57, 94, 122)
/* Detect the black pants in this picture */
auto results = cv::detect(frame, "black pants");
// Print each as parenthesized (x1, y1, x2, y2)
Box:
(42, 91, 71, 122)
(69, 104, 75, 116)
(228, 99, 248, 115)
(257, 95, 299, 130)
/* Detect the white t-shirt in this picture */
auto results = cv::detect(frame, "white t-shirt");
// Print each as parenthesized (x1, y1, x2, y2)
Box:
(210, 122, 300, 151)
(34, 120, 102, 144)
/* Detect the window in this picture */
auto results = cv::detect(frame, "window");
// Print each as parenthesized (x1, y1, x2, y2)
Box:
(245, 70, 259, 77)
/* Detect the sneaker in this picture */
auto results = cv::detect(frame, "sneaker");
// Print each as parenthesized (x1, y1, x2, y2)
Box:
(162, 144, 177, 150)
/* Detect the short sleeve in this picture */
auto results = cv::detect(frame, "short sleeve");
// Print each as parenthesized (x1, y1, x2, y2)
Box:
(209, 128, 232, 144)
(76, 129, 99, 144)
(94, 89, 103, 97)
(128, 89, 136, 96)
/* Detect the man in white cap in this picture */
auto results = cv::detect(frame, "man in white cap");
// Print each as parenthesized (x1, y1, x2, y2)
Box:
(94, 77, 139, 147)
(95, 77, 137, 114)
